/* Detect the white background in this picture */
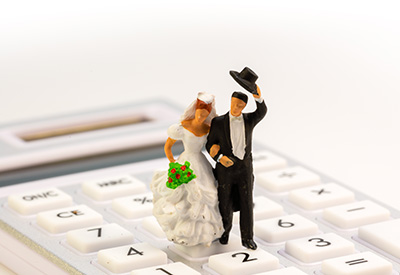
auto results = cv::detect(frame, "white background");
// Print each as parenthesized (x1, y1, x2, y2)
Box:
(1, 1, 400, 210)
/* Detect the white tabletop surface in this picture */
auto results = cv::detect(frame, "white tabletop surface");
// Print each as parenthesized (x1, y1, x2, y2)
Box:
(1, 1, 400, 210)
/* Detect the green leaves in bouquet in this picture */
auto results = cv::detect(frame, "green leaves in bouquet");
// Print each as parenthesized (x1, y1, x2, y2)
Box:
(166, 161, 196, 189)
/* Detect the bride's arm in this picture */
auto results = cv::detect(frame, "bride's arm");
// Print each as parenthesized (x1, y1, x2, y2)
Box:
(164, 137, 177, 163)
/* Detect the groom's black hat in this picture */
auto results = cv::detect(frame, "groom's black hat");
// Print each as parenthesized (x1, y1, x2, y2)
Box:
(230, 67, 258, 94)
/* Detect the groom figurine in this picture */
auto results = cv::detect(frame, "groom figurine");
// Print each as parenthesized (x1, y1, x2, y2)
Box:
(206, 67, 267, 250)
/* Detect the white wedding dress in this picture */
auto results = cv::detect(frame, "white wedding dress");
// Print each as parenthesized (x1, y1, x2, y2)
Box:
(151, 123, 224, 246)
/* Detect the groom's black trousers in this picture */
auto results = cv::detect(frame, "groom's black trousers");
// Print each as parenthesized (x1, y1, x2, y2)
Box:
(215, 155, 254, 241)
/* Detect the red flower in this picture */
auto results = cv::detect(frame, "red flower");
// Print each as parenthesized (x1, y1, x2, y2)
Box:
(187, 172, 191, 177)
(168, 177, 173, 183)
(181, 166, 186, 171)
(171, 168, 176, 174)
(176, 174, 181, 179)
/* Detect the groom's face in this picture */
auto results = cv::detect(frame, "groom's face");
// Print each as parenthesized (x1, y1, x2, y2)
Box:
(230, 97, 247, 117)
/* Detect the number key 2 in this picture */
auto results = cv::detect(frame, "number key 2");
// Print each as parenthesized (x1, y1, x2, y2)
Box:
(208, 249, 279, 275)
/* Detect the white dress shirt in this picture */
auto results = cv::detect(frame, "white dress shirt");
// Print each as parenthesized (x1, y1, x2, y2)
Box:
(229, 112, 246, 160)
(216, 97, 264, 163)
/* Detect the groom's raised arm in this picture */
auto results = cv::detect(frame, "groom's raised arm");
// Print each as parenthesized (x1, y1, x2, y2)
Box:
(249, 85, 267, 126)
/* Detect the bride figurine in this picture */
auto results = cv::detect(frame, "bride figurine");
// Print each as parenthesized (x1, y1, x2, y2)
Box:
(151, 92, 224, 247)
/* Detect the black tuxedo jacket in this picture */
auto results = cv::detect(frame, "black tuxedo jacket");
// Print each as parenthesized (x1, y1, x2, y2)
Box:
(206, 100, 267, 162)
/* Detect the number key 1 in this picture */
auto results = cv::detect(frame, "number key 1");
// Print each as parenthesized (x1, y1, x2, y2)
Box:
(131, 262, 200, 275)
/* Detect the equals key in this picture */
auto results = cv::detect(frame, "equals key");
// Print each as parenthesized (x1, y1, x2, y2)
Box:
(322, 251, 393, 275)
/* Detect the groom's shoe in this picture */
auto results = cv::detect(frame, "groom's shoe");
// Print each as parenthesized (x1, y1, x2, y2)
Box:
(219, 232, 229, 245)
(242, 239, 257, 250)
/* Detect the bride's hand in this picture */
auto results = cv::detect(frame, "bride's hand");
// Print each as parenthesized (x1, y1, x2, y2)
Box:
(209, 144, 220, 158)
(168, 157, 176, 163)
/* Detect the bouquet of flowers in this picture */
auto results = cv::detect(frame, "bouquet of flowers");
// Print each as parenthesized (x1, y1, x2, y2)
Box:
(166, 161, 196, 189)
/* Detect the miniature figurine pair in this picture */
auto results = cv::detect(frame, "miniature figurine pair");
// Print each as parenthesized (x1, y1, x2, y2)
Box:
(151, 67, 267, 250)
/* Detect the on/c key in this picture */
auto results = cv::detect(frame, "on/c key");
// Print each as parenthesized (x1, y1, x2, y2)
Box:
(8, 188, 73, 215)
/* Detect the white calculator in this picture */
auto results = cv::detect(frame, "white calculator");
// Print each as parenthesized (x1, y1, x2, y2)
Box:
(1, 101, 399, 275)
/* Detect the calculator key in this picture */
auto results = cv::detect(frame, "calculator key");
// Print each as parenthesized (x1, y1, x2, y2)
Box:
(208, 249, 280, 275)
(255, 214, 319, 243)
(255, 267, 307, 274)
(36, 204, 103, 234)
(323, 200, 390, 229)
(321, 251, 393, 275)
(141, 216, 166, 239)
(288, 183, 354, 210)
(82, 174, 146, 201)
(97, 242, 168, 273)
(359, 218, 400, 259)
(174, 234, 243, 259)
(234, 196, 284, 224)
(8, 188, 73, 215)
(253, 150, 287, 173)
(285, 232, 354, 263)
(131, 262, 200, 275)
(257, 166, 320, 193)
(112, 192, 153, 219)
(66, 223, 134, 253)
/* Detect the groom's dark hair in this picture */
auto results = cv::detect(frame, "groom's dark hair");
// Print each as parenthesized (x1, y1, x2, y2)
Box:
(232, 91, 248, 104)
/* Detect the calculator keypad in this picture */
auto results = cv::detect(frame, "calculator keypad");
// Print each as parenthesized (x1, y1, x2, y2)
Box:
(2, 149, 400, 275)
